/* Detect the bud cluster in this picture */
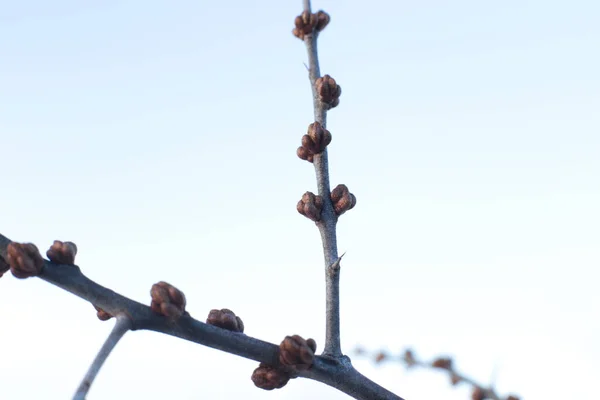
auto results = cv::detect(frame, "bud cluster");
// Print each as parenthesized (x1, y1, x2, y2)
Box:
(297, 122, 332, 163)
(316, 75, 341, 109)
(279, 335, 317, 370)
(6, 242, 44, 279)
(251, 363, 290, 390)
(331, 184, 356, 216)
(150, 281, 187, 320)
(296, 192, 323, 222)
(292, 10, 330, 40)
(206, 308, 244, 333)
(46, 240, 77, 265)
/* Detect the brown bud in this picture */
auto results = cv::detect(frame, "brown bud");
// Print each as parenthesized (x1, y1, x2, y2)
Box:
(375, 352, 387, 363)
(432, 357, 453, 370)
(403, 349, 416, 367)
(330, 184, 356, 216)
(206, 308, 244, 333)
(279, 335, 316, 370)
(94, 305, 113, 321)
(296, 146, 314, 163)
(150, 281, 186, 320)
(297, 122, 332, 163)
(251, 363, 290, 390)
(305, 122, 332, 154)
(297, 191, 323, 222)
(315, 11, 330, 32)
(6, 242, 44, 279)
(0, 256, 9, 278)
(471, 387, 486, 400)
(292, 11, 318, 40)
(450, 373, 462, 385)
(316, 75, 341, 109)
(46, 240, 77, 265)
(506, 396, 520, 400)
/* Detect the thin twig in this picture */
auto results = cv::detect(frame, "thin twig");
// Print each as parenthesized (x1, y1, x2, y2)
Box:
(73, 315, 132, 400)
(355, 347, 520, 400)
(302, 0, 342, 359)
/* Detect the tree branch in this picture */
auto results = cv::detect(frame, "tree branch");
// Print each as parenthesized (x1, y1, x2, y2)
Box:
(0, 233, 402, 400)
(302, 0, 342, 359)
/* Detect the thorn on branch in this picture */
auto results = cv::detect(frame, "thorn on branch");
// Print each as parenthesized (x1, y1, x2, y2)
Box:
(316, 74, 341, 109)
(292, 10, 330, 40)
(150, 281, 187, 320)
(206, 308, 244, 333)
(331, 184, 356, 216)
(6, 242, 44, 279)
(251, 363, 291, 390)
(329, 252, 345, 272)
(297, 121, 332, 163)
(297, 192, 323, 222)
(47, 240, 78, 265)
(279, 335, 317, 370)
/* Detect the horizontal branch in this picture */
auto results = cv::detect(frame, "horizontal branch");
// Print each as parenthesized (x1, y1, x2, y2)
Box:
(0, 233, 402, 400)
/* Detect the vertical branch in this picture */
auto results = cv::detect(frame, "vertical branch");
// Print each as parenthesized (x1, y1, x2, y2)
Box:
(73, 315, 132, 400)
(302, 1, 342, 358)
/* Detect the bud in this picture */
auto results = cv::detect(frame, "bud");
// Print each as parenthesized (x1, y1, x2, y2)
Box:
(206, 308, 244, 333)
(6, 242, 44, 279)
(46, 240, 78, 265)
(94, 305, 113, 321)
(431, 357, 453, 370)
(330, 184, 356, 216)
(297, 192, 323, 222)
(251, 363, 290, 390)
(150, 281, 187, 320)
(315, 75, 341, 109)
(279, 335, 317, 370)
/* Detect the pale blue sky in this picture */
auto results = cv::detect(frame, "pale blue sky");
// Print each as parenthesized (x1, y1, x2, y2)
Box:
(1, 1, 599, 399)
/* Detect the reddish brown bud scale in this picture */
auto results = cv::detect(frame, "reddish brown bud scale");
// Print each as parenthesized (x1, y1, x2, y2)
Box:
(375, 352, 387, 363)
(251, 363, 290, 390)
(506, 396, 520, 400)
(297, 146, 314, 162)
(206, 308, 244, 333)
(279, 335, 317, 370)
(6, 242, 44, 279)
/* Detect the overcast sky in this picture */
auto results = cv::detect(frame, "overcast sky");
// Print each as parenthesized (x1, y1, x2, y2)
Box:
(1, 1, 599, 399)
